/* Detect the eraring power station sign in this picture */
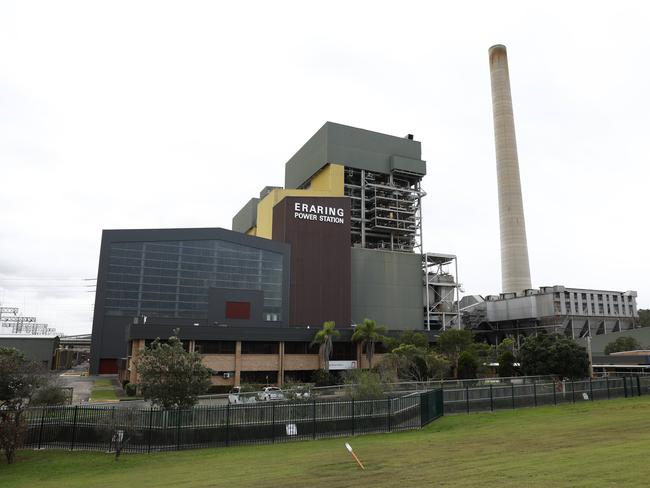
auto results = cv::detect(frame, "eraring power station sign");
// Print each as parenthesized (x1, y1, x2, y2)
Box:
(293, 202, 345, 224)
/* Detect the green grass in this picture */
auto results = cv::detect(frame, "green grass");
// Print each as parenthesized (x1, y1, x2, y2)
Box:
(89, 379, 118, 402)
(3, 397, 650, 487)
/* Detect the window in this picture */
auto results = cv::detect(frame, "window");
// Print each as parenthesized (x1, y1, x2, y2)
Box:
(144, 339, 189, 351)
(331, 342, 356, 360)
(225, 301, 251, 320)
(194, 341, 236, 354)
(284, 342, 319, 354)
(104, 239, 284, 321)
(241, 341, 279, 354)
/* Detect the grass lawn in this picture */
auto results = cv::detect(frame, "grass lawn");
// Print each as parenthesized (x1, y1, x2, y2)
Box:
(89, 379, 118, 402)
(3, 397, 650, 487)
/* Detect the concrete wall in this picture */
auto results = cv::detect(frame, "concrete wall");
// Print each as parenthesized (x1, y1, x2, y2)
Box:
(351, 248, 423, 330)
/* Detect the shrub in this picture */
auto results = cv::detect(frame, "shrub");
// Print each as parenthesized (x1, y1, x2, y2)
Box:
(343, 370, 386, 400)
(311, 369, 337, 387)
(124, 383, 138, 397)
(31, 385, 69, 406)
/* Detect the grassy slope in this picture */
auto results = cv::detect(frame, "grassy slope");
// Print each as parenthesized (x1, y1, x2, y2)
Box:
(3, 397, 650, 488)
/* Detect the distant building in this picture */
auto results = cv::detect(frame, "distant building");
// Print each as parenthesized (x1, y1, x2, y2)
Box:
(0, 335, 59, 369)
(463, 286, 639, 342)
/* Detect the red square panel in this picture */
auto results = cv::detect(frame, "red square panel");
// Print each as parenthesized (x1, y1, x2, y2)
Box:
(225, 301, 251, 320)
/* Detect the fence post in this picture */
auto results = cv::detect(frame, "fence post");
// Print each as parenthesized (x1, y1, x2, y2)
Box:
(571, 381, 575, 403)
(589, 377, 593, 401)
(226, 404, 230, 447)
(176, 409, 181, 451)
(386, 398, 391, 432)
(271, 403, 275, 443)
(312, 400, 317, 440)
(636, 375, 642, 396)
(489, 385, 494, 412)
(533, 380, 537, 407)
(606, 376, 610, 399)
(465, 385, 470, 414)
(511, 384, 515, 409)
(623, 377, 628, 398)
(70, 405, 78, 451)
(351, 398, 355, 436)
(147, 408, 153, 454)
(37, 407, 46, 449)
(553, 381, 557, 406)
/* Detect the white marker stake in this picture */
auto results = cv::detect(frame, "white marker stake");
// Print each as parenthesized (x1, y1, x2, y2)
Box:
(345, 442, 365, 470)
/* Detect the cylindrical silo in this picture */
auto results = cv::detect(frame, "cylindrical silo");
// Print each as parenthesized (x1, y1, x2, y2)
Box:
(488, 44, 532, 293)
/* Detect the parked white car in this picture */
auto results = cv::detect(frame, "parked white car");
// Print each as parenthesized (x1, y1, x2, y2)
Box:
(258, 387, 285, 401)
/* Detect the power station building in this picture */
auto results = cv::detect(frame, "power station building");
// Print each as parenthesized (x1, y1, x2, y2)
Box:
(90, 123, 459, 380)
(462, 286, 639, 343)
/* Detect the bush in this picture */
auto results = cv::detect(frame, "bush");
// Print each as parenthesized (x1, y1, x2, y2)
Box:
(457, 351, 479, 379)
(31, 385, 69, 406)
(206, 385, 233, 394)
(497, 350, 518, 377)
(343, 370, 386, 400)
(604, 337, 643, 355)
(125, 383, 138, 397)
(311, 369, 337, 387)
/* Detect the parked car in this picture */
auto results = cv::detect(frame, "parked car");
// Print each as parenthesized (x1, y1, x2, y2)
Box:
(228, 386, 242, 404)
(258, 387, 285, 401)
(228, 386, 258, 404)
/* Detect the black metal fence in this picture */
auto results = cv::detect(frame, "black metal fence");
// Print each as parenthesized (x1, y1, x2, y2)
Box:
(23, 389, 444, 453)
(443, 375, 650, 414)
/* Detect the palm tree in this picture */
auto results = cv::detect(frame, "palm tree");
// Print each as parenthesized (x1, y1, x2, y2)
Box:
(311, 321, 340, 372)
(351, 318, 387, 369)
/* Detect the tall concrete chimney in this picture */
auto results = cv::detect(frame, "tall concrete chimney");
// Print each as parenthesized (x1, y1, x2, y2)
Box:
(488, 44, 532, 293)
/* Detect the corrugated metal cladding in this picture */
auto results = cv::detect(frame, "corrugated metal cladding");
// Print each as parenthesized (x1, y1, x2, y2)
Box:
(351, 248, 423, 330)
(231, 197, 259, 233)
(272, 196, 351, 328)
(284, 122, 426, 189)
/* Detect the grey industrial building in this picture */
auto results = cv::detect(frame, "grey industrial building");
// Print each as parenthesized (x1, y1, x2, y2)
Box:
(0, 334, 60, 370)
(462, 286, 639, 342)
(90, 122, 456, 377)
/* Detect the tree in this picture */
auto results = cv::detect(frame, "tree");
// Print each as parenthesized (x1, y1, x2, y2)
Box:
(0, 347, 48, 464)
(518, 334, 589, 379)
(135, 333, 211, 409)
(497, 350, 517, 377)
(457, 351, 479, 379)
(437, 329, 474, 378)
(381, 344, 449, 382)
(604, 336, 643, 354)
(343, 370, 385, 400)
(311, 321, 340, 372)
(639, 309, 650, 327)
(351, 318, 387, 369)
(385, 330, 429, 351)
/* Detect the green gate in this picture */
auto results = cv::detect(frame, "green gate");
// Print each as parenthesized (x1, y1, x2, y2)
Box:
(420, 389, 444, 426)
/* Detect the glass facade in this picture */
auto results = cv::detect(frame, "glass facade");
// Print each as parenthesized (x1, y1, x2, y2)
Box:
(104, 239, 284, 320)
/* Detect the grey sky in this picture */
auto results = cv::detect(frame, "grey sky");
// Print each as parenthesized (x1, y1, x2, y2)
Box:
(1, 1, 648, 335)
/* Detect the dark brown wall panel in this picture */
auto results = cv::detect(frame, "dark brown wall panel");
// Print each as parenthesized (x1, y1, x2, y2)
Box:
(272, 196, 351, 328)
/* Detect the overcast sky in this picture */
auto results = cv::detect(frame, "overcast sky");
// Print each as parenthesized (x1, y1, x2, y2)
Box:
(1, 1, 649, 335)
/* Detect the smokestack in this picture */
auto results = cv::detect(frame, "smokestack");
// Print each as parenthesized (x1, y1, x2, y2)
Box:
(488, 44, 532, 293)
